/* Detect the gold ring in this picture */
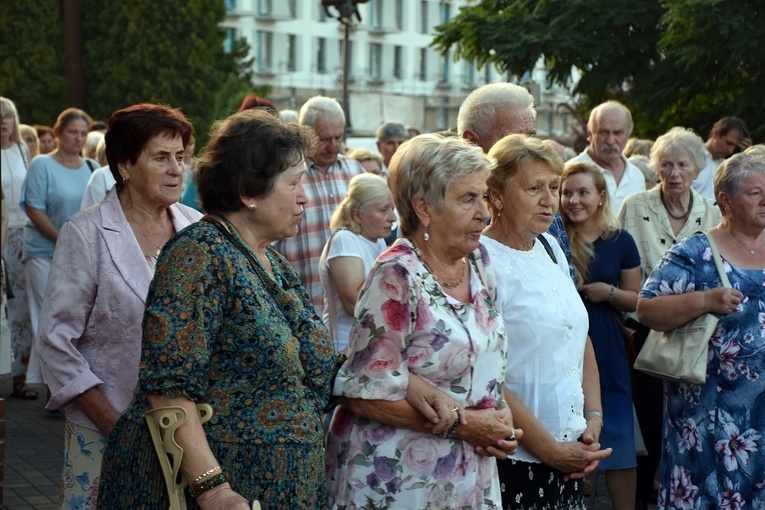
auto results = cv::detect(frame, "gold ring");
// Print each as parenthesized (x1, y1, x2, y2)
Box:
(451, 407, 459, 412)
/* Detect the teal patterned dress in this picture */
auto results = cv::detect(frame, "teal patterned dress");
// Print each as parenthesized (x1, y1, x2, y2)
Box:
(97, 220, 336, 509)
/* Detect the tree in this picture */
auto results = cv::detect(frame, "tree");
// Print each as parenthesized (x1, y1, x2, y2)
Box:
(433, 0, 765, 140)
(0, 0, 68, 125)
(80, 0, 253, 145)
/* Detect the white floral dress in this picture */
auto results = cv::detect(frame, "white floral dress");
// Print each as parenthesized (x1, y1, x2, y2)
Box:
(326, 239, 506, 509)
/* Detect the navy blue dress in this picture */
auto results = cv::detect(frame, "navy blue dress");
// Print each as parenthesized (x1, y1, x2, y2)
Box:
(584, 230, 641, 470)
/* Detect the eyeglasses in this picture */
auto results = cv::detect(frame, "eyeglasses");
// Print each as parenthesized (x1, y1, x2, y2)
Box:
(1, 114, 14, 121)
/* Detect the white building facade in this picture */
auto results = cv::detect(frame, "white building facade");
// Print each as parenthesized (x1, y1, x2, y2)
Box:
(224, 0, 576, 138)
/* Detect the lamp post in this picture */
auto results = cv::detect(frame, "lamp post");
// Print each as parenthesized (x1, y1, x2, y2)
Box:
(320, 0, 368, 138)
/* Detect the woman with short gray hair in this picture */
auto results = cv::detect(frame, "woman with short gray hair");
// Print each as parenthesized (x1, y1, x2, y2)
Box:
(326, 134, 517, 509)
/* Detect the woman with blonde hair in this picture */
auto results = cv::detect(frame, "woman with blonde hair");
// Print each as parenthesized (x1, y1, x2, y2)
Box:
(347, 147, 384, 175)
(1, 96, 36, 399)
(19, 124, 39, 160)
(319, 172, 396, 352)
(560, 162, 642, 510)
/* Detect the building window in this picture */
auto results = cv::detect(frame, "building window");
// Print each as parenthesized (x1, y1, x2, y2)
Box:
(370, 43, 382, 80)
(440, 55, 450, 84)
(419, 47, 428, 81)
(225, 0, 236, 10)
(420, 1, 428, 33)
(484, 65, 492, 84)
(258, 0, 272, 15)
(395, 0, 404, 29)
(287, 34, 297, 72)
(256, 30, 273, 71)
(440, 1, 450, 23)
(369, 0, 384, 29)
(223, 28, 236, 53)
(393, 45, 403, 79)
(317, 37, 327, 73)
(462, 60, 474, 86)
(288, 0, 297, 18)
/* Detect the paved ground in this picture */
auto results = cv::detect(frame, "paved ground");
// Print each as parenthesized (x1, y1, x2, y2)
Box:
(0, 374, 651, 510)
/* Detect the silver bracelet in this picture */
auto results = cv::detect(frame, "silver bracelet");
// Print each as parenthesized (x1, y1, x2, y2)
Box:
(584, 410, 603, 420)
(607, 285, 615, 302)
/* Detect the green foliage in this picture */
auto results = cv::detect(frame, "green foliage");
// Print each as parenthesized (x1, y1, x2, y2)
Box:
(0, 0, 67, 125)
(80, 0, 254, 146)
(433, 0, 765, 140)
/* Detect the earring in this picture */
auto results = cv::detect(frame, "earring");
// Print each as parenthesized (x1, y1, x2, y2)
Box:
(423, 227, 430, 242)
(123, 174, 130, 183)
(247, 203, 255, 211)
(497, 208, 502, 218)
(599, 202, 602, 206)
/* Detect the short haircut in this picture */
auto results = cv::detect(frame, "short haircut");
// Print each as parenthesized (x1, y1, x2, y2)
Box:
(0, 96, 23, 145)
(89, 120, 107, 132)
(624, 137, 653, 158)
(196, 109, 316, 213)
(238, 94, 277, 115)
(105, 103, 193, 191)
(486, 134, 564, 215)
(744, 144, 765, 157)
(376, 122, 408, 142)
(82, 131, 104, 159)
(34, 124, 54, 139)
(299, 96, 345, 130)
(280, 109, 299, 124)
(19, 124, 38, 146)
(713, 153, 765, 214)
(650, 127, 706, 175)
(330, 173, 391, 234)
(629, 155, 658, 183)
(53, 108, 92, 135)
(388, 134, 490, 236)
(457, 83, 536, 140)
(587, 101, 633, 138)
(347, 148, 383, 166)
(710, 116, 749, 140)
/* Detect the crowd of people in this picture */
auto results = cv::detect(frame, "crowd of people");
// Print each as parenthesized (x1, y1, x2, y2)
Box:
(1, 83, 763, 510)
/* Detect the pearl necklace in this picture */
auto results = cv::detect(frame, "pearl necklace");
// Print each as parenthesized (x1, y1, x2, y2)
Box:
(725, 228, 765, 255)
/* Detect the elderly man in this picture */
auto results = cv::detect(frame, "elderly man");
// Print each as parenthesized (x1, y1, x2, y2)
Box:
(567, 101, 645, 213)
(458, 82, 573, 271)
(273, 96, 363, 314)
(375, 122, 408, 175)
(691, 116, 751, 199)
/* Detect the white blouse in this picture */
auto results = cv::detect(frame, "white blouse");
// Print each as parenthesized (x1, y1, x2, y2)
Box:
(482, 234, 589, 463)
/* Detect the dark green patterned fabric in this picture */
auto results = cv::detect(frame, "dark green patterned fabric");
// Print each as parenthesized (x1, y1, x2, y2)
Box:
(98, 220, 335, 509)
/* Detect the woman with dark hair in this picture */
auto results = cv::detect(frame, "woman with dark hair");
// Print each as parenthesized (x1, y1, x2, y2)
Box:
(21, 107, 98, 385)
(35, 124, 56, 154)
(97, 109, 335, 509)
(37, 103, 200, 509)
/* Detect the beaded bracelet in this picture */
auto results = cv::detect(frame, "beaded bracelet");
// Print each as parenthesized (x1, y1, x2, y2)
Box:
(193, 465, 221, 484)
(441, 420, 459, 439)
(188, 472, 229, 499)
(607, 284, 615, 302)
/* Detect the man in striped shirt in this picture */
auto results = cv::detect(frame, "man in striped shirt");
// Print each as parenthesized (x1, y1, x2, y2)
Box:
(274, 96, 363, 316)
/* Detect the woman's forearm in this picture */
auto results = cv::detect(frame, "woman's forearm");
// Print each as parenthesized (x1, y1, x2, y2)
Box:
(340, 397, 434, 432)
(582, 337, 601, 415)
(72, 387, 122, 438)
(637, 293, 707, 331)
(25, 206, 59, 242)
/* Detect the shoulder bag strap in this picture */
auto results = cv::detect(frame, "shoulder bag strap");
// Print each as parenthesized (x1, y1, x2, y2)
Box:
(85, 159, 96, 172)
(704, 231, 731, 288)
(16, 142, 28, 170)
(536, 234, 557, 264)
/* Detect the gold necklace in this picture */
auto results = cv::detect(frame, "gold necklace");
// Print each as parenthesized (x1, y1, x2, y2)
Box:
(126, 208, 170, 257)
(725, 228, 765, 255)
(413, 245, 467, 289)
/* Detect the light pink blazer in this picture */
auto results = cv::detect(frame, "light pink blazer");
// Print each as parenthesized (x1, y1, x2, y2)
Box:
(39, 188, 202, 429)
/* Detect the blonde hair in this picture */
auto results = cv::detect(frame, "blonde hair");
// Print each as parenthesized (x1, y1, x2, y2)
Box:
(560, 162, 621, 286)
(347, 148, 383, 167)
(330, 173, 391, 235)
(486, 134, 563, 217)
(83, 130, 104, 160)
(388, 134, 490, 236)
(624, 137, 653, 158)
(0, 96, 23, 145)
(19, 124, 39, 159)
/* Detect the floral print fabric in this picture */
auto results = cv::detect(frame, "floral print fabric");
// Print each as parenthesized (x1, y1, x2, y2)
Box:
(641, 234, 765, 509)
(326, 238, 506, 509)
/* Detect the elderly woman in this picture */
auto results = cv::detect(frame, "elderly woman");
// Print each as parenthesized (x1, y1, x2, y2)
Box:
(347, 147, 384, 175)
(97, 110, 335, 509)
(37, 104, 201, 509)
(617, 126, 722, 509)
(19, 124, 39, 160)
(560, 162, 642, 510)
(636, 153, 764, 508)
(1, 97, 35, 399)
(319, 173, 396, 352)
(21, 107, 98, 384)
(480, 134, 610, 509)
(326, 134, 517, 509)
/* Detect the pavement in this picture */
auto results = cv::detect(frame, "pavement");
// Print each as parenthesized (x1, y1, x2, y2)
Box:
(0, 375, 650, 510)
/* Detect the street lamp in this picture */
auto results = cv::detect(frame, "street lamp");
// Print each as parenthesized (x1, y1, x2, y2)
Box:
(320, 0, 369, 138)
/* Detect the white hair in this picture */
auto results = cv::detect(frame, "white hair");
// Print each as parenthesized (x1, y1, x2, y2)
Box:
(457, 83, 536, 139)
(299, 96, 345, 130)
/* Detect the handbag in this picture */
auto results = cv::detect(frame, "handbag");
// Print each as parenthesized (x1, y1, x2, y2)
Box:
(633, 232, 731, 384)
(606, 306, 640, 365)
